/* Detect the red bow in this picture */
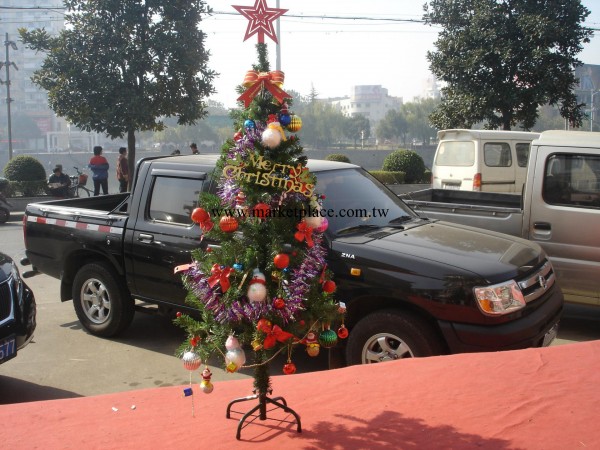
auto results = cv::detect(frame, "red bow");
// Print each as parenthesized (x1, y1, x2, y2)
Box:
(237, 71, 291, 108)
(263, 324, 295, 349)
(207, 264, 233, 293)
(294, 221, 314, 248)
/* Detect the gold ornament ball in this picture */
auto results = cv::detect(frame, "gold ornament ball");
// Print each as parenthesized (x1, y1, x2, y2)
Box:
(287, 114, 302, 132)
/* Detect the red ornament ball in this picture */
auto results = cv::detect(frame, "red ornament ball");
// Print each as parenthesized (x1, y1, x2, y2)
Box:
(252, 203, 270, 220)
(273, 297, 286, 309)
(219, 215, 239, 233)
(176, 312, 182, 318)
(190, 336, 200, 347)
(322, 280, 337, 293)
(283, 362, 297, 375)
(257, 318, 272, 333)
(337, 325, 349, 339)
(273, 253, 290, 269)
(191, 207, 210, 224)
(233, 131, 243, 141)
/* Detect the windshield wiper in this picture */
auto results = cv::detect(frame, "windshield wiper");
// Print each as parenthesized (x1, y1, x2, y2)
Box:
(387, 216, 414, 226)
(336, 224, 381, 236)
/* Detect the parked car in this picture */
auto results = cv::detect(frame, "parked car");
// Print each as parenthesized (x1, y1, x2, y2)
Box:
(432, 129, 540, 192)
(0, 252, 36, 365)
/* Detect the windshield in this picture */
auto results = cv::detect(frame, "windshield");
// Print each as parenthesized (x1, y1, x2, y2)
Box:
(435, 141, 475, 166)
(315, 168, 417, 236)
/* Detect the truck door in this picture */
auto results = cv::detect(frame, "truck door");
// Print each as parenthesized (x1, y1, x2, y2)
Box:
(125, 169, 208, 306)
(529, 147, 600, 305)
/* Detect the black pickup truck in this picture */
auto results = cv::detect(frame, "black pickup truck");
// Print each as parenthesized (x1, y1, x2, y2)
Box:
(22, 155, 562, 365)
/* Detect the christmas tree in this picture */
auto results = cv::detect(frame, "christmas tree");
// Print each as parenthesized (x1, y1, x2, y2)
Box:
(174, 43, 345, 429)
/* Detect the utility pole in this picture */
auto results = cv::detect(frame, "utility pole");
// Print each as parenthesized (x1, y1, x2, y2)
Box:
(275, 0, 281, 71)
(0, 33, 19, 161)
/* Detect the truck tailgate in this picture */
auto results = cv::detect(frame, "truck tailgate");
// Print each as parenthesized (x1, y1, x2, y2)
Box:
(24, 203, 128, 280)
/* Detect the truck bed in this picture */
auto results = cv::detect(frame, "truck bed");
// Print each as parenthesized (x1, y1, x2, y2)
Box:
(400, 188, 524, 237)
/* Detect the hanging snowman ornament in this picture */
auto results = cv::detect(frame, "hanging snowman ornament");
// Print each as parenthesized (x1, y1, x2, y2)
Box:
(224, 335, 246, 373)
(262, 114, 286, 149)
(247, 268, 268, 303)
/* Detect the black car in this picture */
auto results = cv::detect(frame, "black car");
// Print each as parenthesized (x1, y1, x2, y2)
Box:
(0, 252, 36, 365)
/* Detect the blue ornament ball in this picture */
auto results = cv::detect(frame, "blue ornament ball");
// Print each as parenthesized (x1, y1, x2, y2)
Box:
(233, 263, 244, 272)
(279, 113, 291, 127)
(244, 119, 256, 130)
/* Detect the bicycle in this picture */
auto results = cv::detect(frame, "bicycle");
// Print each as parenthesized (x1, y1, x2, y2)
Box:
(68, 167, 93, 198)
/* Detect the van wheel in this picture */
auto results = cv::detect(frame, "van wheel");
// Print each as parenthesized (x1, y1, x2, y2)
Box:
(346, 309, 444, 365)
(72, 263, 134, 337)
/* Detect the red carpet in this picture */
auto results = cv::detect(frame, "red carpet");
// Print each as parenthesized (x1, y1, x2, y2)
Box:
(2, 341, 599, 449)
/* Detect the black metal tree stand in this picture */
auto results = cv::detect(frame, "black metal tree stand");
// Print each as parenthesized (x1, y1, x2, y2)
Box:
(226, 362, 302, 440)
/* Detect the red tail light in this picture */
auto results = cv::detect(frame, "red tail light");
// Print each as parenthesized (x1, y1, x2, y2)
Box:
(473, 173, 482, 191)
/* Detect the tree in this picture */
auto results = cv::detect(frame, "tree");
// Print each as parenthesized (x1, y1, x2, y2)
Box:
(376, 109, 408, 145)
(344, 114, 370, 149)
(20, 0, 216, 187)
(424, 0, 594, 130)
(175, 44, 343, 422)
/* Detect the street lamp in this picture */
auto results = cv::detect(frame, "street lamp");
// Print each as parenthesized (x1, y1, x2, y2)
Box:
(0, 33, 19, 160)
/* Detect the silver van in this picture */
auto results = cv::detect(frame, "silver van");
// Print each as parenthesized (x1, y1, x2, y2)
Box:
(432, 129, 540, 192)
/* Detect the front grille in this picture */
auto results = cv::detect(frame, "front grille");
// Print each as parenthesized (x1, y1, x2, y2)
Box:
(518, 261, 555, 303)
(0, 278, 14, 324)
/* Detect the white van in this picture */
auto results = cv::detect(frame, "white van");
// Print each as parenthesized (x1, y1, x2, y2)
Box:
(432, 129, 540, 192)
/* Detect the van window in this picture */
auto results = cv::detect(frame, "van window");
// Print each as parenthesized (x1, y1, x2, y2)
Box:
(148, 176, 202, 225)
(435, 141, 475, 166)
(516, 143, 531, 167)
(484, 142, 512, 167)
(543, 154, 600, 208)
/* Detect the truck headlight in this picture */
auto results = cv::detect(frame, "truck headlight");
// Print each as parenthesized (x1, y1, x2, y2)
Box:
(474, 280, 525, 315)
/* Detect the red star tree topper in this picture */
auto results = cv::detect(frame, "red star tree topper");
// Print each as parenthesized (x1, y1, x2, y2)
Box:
(232, 0, 288, 43)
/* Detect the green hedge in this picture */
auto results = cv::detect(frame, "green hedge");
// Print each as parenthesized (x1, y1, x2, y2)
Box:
(3, 180, 49, 197)
(325, 153, 351, 163)
(369, 171, 405, 184)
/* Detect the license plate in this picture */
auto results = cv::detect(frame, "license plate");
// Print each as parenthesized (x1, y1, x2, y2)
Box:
(542, 322, 559, 347)
(442, 183, 459, 190)
(0, 335, 17, 364)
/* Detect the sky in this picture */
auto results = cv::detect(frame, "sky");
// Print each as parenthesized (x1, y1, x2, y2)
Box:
(200, 0, 600, 108)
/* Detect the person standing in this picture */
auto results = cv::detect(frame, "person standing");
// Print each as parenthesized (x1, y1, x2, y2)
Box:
(190, 143, 199, 154)
(89, 146, 109, 196)
(116, 147, 129, 193)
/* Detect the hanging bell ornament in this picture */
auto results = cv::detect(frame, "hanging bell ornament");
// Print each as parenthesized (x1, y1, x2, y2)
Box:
(182, 351, 202, 371)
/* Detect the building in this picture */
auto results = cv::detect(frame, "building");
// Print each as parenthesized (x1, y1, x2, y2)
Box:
(329, 85, 403, 125)
(0, 0, 68, 152)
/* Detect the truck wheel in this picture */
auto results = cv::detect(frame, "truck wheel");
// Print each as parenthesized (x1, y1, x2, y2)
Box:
(346, 309, 444, 365)
(72, 263, 134, 337)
